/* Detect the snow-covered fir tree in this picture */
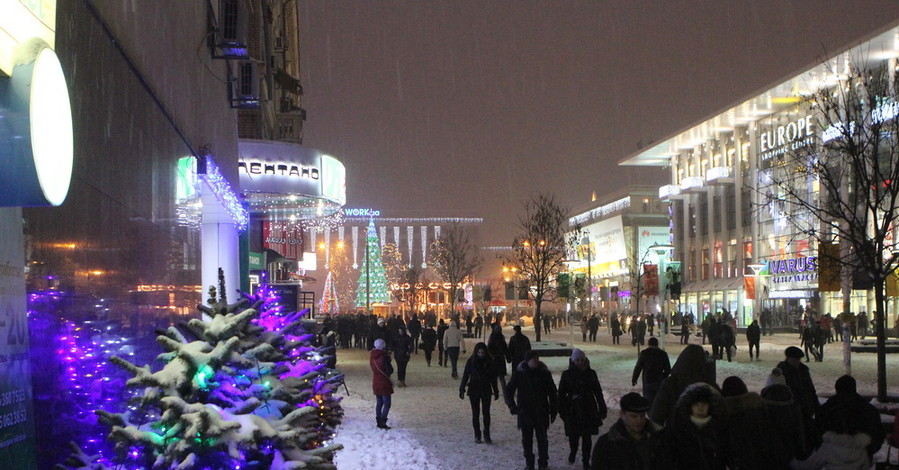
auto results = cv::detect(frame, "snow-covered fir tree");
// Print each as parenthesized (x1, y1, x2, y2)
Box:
(58, 275, 343, 470)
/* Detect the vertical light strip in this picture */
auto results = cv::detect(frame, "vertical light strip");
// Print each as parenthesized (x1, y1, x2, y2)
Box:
(421, 226, 428, 268)
(201, 157, 248, 230)
(338, 226, 345, 243)
(379, 226, 387, 249)
(407, 226, 414, 267)
(324, 229, 331, 269)
(352, 226, 359, 269)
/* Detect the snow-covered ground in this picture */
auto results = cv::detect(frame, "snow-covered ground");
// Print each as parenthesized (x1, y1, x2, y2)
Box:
(331, 325, 899, 470)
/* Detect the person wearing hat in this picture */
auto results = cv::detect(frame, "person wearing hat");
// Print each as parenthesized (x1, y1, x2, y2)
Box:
(631, 337, 671, 406)
(368, 316, 390, 351)
(590, 392, 663, 470)
(558, 348, 607, 469)
(661, 382, 726, 470)
(505, 349, 557, 470)
(459, 342, 500, 444)
(370, 338, 395, 429)
(810, 375, 885, 466)
(507, 324, 532, 372)
(777, 345, 820, 457)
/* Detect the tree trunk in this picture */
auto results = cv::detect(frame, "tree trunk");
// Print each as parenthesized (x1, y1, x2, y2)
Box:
(874, 280, 888, 401)
(534, 301, 542, 342)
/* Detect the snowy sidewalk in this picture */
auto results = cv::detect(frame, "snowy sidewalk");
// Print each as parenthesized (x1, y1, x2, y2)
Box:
(331, 326, 899, 470)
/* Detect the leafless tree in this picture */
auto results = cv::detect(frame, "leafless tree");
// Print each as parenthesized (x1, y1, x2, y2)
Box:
(328, 244, 356, 313)
(760, 59, 899, 400)
(430, 223, 483, 318)
(506, 193, 569, 342)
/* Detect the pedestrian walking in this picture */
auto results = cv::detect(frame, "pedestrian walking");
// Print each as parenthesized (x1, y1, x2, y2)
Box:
(407, 314, 422, 354)
(649, 344, 716, 426)
(631, 337, 671, 406)
(505, 350, 557, 470)
(777, 346, 820, 456)
(487, 323, 510, 388)
(812, 375, 885, 466)
(746, 319, 761, 360)
(662, 382, 726, 470)
(590, 392, 664, 470)
(459, 342, 499, 444)
(719, 375, 781, 470)
(437, 319, 448, 367)
(370, 339, 394, 429)
(444, 320, 466, 379)
(507, 325, 532, 372)
(393, 327, 413, 387)
(420, 324, 437, 366)
(558, 349, 607, 469)
(611, 314, 622, 345)
(588, 314, 600, 342)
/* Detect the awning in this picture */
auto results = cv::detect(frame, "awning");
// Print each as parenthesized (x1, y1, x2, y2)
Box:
(682, 277, 743, 293)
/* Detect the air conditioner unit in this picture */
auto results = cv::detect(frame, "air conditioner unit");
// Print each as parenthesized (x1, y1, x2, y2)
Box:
(213, 0, 249, 58)
(230, 61, 260, 108)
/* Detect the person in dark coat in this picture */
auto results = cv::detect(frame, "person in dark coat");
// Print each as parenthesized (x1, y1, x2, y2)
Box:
(649, 344, 716, 426)
(587, 314, 600, 342)
(393, 327, 413, 387)
(460, 342, 500, 444)
(558, 348, 607, 469)
(662, 382, 727, 470)
(719, 376, 782, 470)
(419, 324, 437, 366)
(437, 319, 449, 367)
(507, 325, 532, 372)
(591, 392, 664, 470)
(717, 321, 735, 362)
(761, 368, 808, 465)
(505, 349, 558, 470)
(487, 323, 510, 388)
(631, 337, 671, 406)
(407, 314, 422, 354)
(746, 319, 761, 361)
(370, 339, 394, 429)
(367, 316, 390, 350)
(611, 314, 623, 344)
(814, 374, 885, 464)
(709, 317, 722, 358)
(777, 346, 820, 457)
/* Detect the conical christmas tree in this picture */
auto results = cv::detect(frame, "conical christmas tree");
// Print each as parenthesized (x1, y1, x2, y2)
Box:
(58, 277, 343, 470)
(355, 220, 392, 308)
(319, 271, 339, 315)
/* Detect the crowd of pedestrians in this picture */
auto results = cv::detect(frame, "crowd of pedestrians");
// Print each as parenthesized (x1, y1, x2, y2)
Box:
(357, 311, 890, 470)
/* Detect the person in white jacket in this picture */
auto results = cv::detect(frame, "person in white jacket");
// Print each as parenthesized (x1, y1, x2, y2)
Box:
(444, 321, 467, 378)
(790, 431, 872, 470)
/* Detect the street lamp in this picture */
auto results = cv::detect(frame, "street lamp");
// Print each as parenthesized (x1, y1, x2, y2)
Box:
(649, 243, 674, 350)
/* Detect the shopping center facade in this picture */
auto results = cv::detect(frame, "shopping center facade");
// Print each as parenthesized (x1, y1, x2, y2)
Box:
(621, 24, 899, 328)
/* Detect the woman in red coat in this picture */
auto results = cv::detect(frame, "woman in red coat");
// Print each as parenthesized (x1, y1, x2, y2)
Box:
(371, 338, 395, 429)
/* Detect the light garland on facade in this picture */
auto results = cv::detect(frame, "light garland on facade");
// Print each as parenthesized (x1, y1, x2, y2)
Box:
(420, 226, 428, 268)
(393, 226, 400, 248)
(569, 196, 630, 226)
(379, 226, 387, 249)
(407, 226, 414, 267)
(352, 226, 359, 269)
(201, 156, 249, 230)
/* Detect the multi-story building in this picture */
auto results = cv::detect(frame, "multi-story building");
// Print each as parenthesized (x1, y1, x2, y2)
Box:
(566, 186, 670, 317)
(621, 23, 899, 328)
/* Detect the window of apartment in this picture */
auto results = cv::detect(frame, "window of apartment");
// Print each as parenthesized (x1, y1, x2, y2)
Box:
(699, 194, 709, 236)
(713, 193, 722, 233)
(713, 242, 724, 278)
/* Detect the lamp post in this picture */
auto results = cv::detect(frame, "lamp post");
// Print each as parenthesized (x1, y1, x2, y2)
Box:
(650, 243, 673, 350)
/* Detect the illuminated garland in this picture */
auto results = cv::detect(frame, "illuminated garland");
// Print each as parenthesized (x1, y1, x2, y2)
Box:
(407, 226, 414, 267)
(421, 225, 428, 268)
(202, 156, 249, 230)
(355, 222, 392, 306)
(379, 226, 387, 249)
(352, 226, 359, 269)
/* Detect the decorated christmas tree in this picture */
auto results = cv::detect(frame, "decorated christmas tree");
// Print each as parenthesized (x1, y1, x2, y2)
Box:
(57, 272, 343, 470)
(319, 271, 339, 315)
(355, 220, 392, 308)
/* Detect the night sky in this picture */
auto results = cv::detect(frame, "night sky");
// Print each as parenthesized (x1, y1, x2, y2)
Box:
(297, 2, 899, 245)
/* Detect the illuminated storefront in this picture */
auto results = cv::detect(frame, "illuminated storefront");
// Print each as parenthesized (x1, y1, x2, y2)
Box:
(620, 24, 899, 328)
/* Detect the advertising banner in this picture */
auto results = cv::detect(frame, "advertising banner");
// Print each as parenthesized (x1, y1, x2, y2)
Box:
(0, 209, 36, 469)
(637, 226, 671, 261)
(262, 222, 304, 261)
(643, 264, 659, 296)
(579, 215, 626, 267)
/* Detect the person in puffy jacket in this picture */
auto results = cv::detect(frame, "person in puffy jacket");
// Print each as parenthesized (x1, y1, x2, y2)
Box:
(558, 348, 607, 469)
(662, 382, 727, 470)
(459, 342, 499, 444)
(370, 338, 394, 429)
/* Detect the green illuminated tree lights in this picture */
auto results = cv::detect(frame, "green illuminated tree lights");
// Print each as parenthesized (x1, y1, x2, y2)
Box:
(355, 220, 392, 308)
